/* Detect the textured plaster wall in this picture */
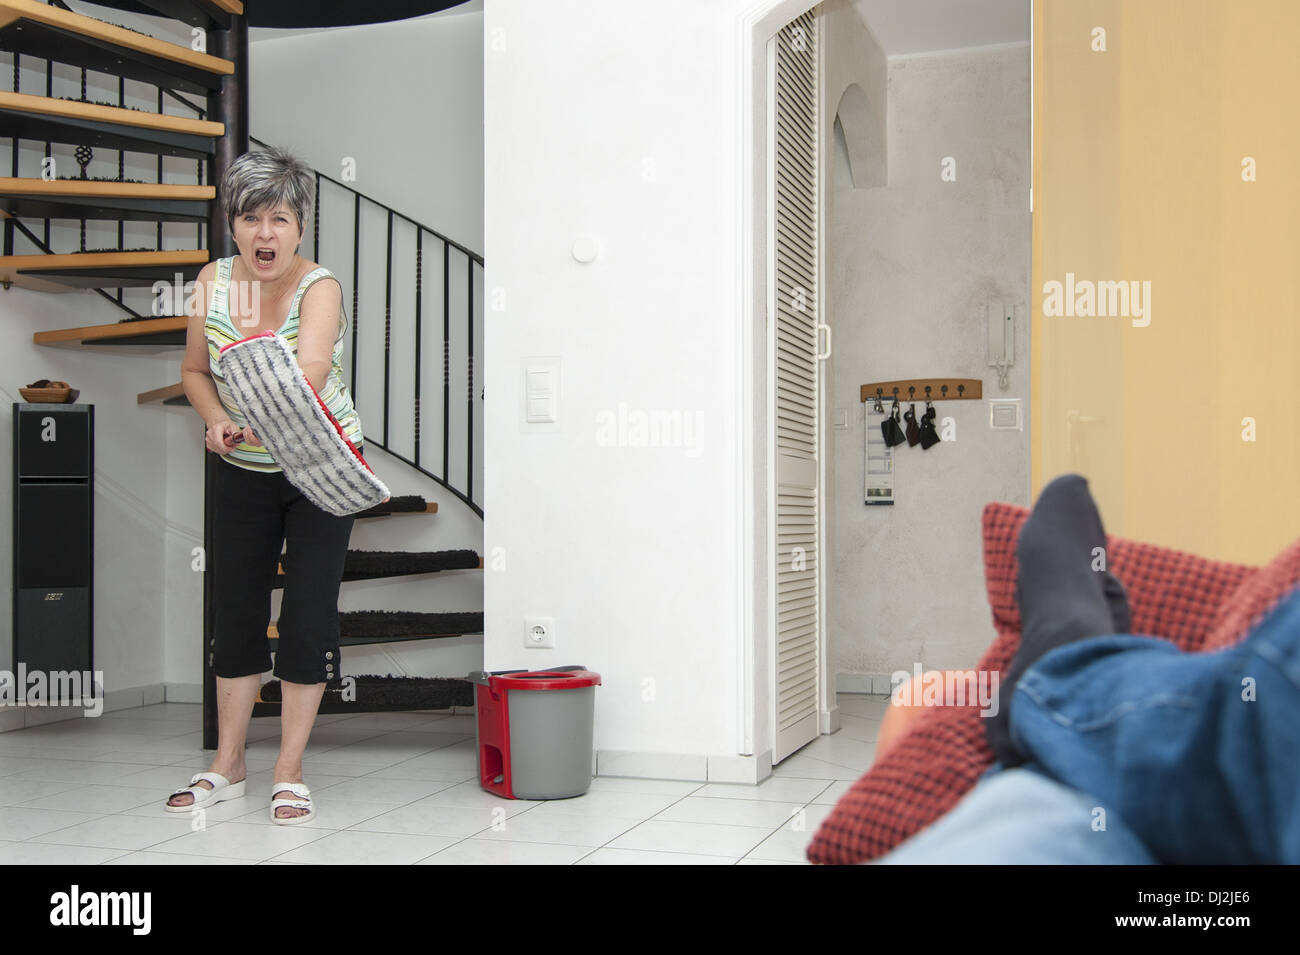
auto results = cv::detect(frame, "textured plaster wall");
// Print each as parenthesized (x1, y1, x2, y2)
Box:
(827, 44, 1032, 680)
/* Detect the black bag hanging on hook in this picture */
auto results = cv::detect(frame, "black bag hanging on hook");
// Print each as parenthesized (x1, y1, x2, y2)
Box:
(903, 404, 921, 447)
(919, 401, 941, 449)
(881, 398, 906, 447)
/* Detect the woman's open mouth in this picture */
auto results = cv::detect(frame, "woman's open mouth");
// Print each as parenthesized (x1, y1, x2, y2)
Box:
(254, 248, 276, 268)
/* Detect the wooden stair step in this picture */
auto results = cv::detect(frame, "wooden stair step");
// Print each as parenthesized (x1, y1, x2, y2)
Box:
(275, 549, 483, 586)
(137, 382, 187, 406)
(0, 91, 223, 160)
(0, 177, 214, 222)
(37, 314, 188, 348)
(0, 0, 235, 95)
(0, 249, 207, 291)
(267, 611, 484, 648)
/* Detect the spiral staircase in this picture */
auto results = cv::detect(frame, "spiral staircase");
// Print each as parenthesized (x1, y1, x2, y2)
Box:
(0, 0, 484, 747)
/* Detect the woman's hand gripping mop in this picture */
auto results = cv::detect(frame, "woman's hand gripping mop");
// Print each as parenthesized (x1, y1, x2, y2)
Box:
(217, 331, 390, 517)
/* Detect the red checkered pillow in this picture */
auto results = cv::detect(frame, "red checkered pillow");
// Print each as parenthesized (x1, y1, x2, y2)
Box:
(1204, 536, 1300, 651)
(805, 500, 1277, 865)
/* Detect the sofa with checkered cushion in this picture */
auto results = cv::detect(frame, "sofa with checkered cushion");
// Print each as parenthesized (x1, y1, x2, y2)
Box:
(806, 500, 1300, 865)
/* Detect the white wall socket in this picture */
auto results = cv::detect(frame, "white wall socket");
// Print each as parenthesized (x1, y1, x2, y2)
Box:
(524, 616, 555, 649)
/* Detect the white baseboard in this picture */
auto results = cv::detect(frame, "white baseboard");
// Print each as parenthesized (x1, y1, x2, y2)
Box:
(707, 749, 774, 784)
(0, 682, 167, 733)
(835, 671, 896, 696)
(595, 748, 776, 785)
(820, 701, 841, 734)
(164, 682, 203, 704)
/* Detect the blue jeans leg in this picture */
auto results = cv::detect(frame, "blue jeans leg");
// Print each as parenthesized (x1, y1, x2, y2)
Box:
(873, 763, 1157, 864)
(1009, 585, 1300, 864)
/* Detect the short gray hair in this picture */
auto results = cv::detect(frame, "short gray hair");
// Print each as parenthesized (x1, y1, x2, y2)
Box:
(220, 145, 314, 234)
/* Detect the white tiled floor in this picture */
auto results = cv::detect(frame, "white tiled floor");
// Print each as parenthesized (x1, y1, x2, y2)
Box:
(0, 693, 885, 865)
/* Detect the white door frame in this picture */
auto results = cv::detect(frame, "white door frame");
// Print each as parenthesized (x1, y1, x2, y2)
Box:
(735, 0, 833, 764)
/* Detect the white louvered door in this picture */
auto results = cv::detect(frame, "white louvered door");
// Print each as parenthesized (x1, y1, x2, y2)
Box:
(769, 7, 823, 764)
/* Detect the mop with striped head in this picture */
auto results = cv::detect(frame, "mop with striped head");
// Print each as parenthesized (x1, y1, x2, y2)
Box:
(217, 330, 390, 516)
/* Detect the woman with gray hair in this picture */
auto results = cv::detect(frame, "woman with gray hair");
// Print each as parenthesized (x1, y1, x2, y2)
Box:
(167, 144, 365, 823)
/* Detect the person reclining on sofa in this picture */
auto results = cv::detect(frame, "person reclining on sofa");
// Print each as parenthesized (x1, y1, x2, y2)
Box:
(871, 474, 1300, 865)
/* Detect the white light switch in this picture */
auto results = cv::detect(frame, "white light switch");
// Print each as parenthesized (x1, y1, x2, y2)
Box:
(523, 359, 560, 424)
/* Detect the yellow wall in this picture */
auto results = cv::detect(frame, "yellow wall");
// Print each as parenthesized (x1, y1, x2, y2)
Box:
(1033, 0, 1300, 563)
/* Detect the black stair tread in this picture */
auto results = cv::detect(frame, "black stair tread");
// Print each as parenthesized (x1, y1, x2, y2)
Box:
(267, 633, 478, 649)
(338, 610, 484, 638)
(267, 611, 484, 646)
(330, 633, 475, 648)
(275, 548, 482, 585)
(255, 674, 473, 714)
(0, 0, 235, 94)
(354, 495, 437, 518)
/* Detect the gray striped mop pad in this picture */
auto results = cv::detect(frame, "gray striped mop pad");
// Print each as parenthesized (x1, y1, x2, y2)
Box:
(218, 331, 390, 517)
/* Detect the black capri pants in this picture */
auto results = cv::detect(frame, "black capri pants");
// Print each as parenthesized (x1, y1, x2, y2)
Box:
(209, 450, 358, 685)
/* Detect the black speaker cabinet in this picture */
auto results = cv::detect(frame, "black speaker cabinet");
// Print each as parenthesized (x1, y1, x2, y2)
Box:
(13, 403, 93, 697)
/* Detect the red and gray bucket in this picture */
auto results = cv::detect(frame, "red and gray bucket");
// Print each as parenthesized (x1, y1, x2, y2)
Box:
(466, 665, 602, 799)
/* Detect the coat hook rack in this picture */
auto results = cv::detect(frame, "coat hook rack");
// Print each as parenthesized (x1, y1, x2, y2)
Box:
(860, 378, 983, 404)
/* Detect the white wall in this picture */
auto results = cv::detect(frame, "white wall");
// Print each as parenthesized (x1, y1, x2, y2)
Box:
(161, 412, 205, 694)
(827, 43, 1032, 681)
(484, 0, 746, 768)
(824, 0, 887, 191)
(248, 8, 485, 254)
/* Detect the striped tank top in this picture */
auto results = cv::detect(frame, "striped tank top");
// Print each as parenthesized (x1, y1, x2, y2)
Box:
(205, 255, 364, 473)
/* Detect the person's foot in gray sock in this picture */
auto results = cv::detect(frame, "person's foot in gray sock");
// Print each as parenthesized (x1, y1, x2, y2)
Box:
(1103, 570, 1131, 634)
(985, 474, 1131, 766)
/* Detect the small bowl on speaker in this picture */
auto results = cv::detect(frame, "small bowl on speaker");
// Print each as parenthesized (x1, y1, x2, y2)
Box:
(19, 380, 79, 403)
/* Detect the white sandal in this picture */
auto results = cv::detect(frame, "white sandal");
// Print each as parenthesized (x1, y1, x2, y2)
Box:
(164, 772, 246, 812)
(270, 781, 314, 825)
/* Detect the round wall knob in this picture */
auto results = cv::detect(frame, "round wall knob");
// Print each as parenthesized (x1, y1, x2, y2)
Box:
(571, 236, 600, 263)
